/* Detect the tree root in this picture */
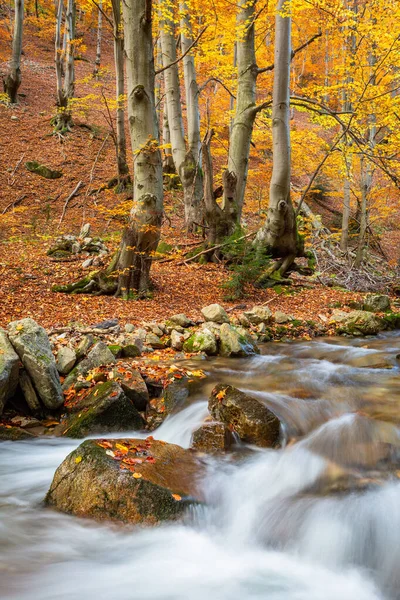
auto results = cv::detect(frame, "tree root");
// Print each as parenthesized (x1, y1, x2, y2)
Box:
(52, 270, 118, 296)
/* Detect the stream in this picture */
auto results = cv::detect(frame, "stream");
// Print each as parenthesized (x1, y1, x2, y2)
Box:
(1, 333, 400, 600)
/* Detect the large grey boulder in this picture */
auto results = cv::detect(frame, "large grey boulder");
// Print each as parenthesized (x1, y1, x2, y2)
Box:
(45, 437, 204, 525)
(209, 384, 281, 448)
(363, 294, 391, 313)
(183, 328, 217, 355)
(62, 342, 116, 390)
(219, 323, 259, 357)
(201, 304, 229, 324)
(0, 329, 19, 415)
(338, 311, 384, 336)
(7, 319, 63, 410)
(243, 306, 272, 325)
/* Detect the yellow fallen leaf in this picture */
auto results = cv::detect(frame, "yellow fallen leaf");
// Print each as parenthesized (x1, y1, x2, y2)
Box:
(132, 472, 142, 479)
(16, 324, 24, 331)
(216, 389, 227, 401)
(115, 443, 128, 453)
(75, 456, 82, 464)
(172, 494, 181, 501)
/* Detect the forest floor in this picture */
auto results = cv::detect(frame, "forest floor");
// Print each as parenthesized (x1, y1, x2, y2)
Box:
(0, 31, 397, 332)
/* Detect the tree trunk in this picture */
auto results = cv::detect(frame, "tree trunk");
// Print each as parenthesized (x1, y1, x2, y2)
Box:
(255, 0, 298, 278)
(4, 0, 24, 103)
(222, 0, 258, 223)
(111, 0, 130, 188)
(159, 4, 201, 231)
(355, 155, 368, 267)
(113, 0, 163, 298)
(93, 0, 102, 76)
(162, 105, 176, 182)
(53, 0, 75, 132)
(202, 130, 236, 256)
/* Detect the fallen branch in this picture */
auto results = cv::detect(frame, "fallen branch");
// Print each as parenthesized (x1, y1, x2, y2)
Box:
(58, 181, 84, 226)
(177, 231, 257, 265)
(2, 194, 27, 214)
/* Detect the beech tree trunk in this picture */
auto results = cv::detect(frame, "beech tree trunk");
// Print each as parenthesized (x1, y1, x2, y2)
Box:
(4, 0, 24, 103)
(111, 0, 130, 187)
(112, 0, 163, 298)
(222, 0, 258, 223)
(54, 0, 75, 132)
(160, 4, 201, 231)
(93, 0, 102, 76)
(255, 0, 298, 277)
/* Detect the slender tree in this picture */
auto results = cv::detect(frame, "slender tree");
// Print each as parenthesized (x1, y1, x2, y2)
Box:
(256, 0, 299, 277)
(93, 0, 103, 76)
(54, 0, 76, 132)
(4, 0, 24, 103)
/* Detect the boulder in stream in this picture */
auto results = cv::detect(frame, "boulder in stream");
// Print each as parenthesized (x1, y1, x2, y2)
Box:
(219, 323, 259, 357)
(7, 319, 63, 410)
(183, 328, 217, 355)
(191, 421, 233, 454)
(338, 310, 384, 336)
(209, 385, 281, 448)
(45, 437, 204, 525)
(363, 294, 391, 313)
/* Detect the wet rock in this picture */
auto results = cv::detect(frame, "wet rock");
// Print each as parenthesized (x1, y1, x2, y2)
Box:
(201, 304, 229, 324)
(62, 342, 116, 390)
(59, 381, 144, 438)
(0, 425, 36, 441)
(167, 314, 194, 328)
(338, 311, 384, 336)
(45, 437, 203, 525)
(162, 376, 190, 414)
(363, 294, 391, 313)
(183, 328, 217, 355)
(19, 369, 41, 414)
(7, 319, 63, 410)
(219, 323, 259, 357)
(191, 421, 233, 454)
(209, 384, 281, 448)
(243, 306, 272, 325)
(0, 329, 19, 415)
(170, 330, 184, 351)
(56, 346, 76, 375)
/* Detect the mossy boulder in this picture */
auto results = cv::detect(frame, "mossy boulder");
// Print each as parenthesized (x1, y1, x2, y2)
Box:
(209, 384, 281, 448)
(45, 437, 204, 525)
(108, 345, 123, 358)
(219, 323, 259, 357)
(59, 381, 144, 438)
(363, 294, 391, 313)
(337, 311, 384, 336)
(183, 328, 217, 355)
(25, 161, 62, 179)
(62, 342, 116, 390)
(0, 425, 36, 441)
(7, 319, 63, 410)
(191, 421, 233, 454)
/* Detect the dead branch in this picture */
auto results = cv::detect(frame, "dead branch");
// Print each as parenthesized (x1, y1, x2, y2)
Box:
(58, 181, 84, 226)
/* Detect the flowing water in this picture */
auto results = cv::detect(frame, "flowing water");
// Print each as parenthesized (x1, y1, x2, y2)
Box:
(1, 333, 400, 600)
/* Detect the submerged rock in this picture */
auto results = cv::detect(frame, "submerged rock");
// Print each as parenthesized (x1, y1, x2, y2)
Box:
(59, 381, 144, 438)
(201, 304, 230, 324)
(7, 319, 63, 410)
(45, 437, 204, 525)
(0, 329, 19, 415)
(0, 425, 36, 441)
(209, 385, 281, 448)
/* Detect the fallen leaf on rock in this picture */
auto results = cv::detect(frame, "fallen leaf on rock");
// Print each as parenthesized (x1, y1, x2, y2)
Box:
(172, 494, 181, 501)
(75, 456, 82, 464)
(132, 472, 142, 479)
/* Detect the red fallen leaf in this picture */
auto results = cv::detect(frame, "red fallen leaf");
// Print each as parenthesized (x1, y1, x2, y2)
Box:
(97, 440, 113, 449)
(109, 391, 119, 397)
(145, 456, 156, 463)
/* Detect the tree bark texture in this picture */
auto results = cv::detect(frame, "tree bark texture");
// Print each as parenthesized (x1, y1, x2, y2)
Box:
(4, 0, 24, 103)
